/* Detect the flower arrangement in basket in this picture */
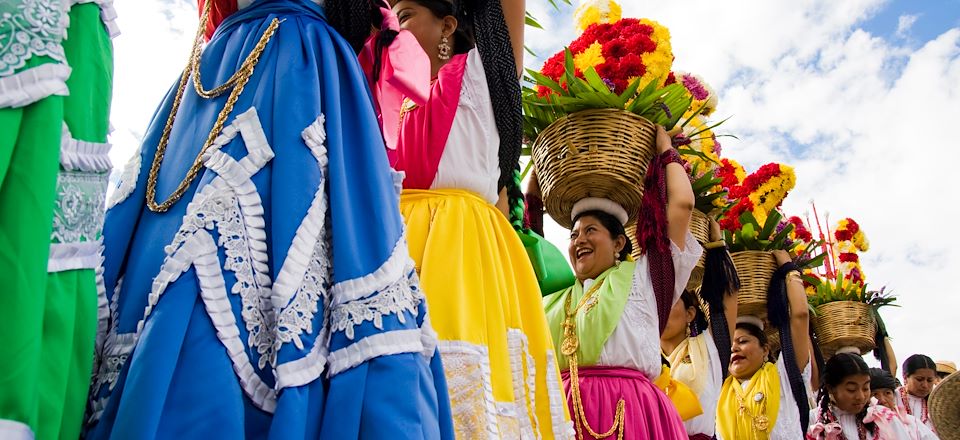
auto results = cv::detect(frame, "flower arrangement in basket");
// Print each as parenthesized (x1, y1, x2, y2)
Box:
(717, 163, 826, 317)
(805, 217, 897, 357)
(522, 6, 700, 228)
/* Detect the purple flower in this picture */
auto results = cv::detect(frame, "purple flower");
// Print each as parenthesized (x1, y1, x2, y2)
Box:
(603, 78, 616, 92)
(681, 74, 710, 101)
(659, 102, 672, 119)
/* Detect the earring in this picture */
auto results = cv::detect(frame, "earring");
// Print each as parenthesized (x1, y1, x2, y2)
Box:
(438, 35, 452, 60)
(614, 251, 621, 267)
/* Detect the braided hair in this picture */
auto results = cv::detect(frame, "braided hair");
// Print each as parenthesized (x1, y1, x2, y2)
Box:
(459, 0, 525, 227)
(324, 0, 378, 53)
(815, 353, 876, 436)
(679, 290, 709, 337)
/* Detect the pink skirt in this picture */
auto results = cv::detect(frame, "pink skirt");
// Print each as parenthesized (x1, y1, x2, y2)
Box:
(562, 366, 688, 440)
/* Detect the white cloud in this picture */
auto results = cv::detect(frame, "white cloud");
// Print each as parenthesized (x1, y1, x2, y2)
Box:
(527, 0, 960, 365)
(897, 13, 919, 38)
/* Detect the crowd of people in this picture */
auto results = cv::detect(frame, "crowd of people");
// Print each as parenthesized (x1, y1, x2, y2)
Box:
(0, 0, 953, 439)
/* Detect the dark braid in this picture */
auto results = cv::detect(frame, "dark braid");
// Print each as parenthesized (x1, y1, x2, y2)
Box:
(461, 0, 524, 215)
(767, 262, 810, 435)
(324, 0, 378, 54)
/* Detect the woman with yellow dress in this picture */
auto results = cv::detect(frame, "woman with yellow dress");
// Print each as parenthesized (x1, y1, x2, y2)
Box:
(362, 0, 571, 438)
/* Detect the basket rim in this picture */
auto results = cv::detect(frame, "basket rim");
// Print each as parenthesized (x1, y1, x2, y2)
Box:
(532, 109, 657, 230)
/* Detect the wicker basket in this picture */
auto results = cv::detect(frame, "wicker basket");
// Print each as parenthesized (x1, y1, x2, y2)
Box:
(813, 301, 876, 358)
(731, 251, 777, 319)
(532, 109, 657, 229)
(929, 370, 960, 439)
(626, 209, 710, 290)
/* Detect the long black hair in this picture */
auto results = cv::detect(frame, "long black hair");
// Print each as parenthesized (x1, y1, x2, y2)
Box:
(903, 354, 937, 378)
(326, 0, 525, 229)
(572, 209, 633, 261)
(815, 353, 875, 434)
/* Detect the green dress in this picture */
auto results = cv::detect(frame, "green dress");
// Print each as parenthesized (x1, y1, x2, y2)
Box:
(0, 1, 116, 438)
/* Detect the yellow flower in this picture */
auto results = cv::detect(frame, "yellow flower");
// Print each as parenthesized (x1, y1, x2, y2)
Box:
(573, 41, 605, 73)
(574, 0, 623, 33)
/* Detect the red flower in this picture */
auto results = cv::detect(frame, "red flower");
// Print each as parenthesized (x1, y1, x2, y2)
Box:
(619, 53, 644, 77)
(834, 230, 854, 241)
(665, 71, 677, 85)
(839, 253, 859, 263)
(603, 39, 629, 58)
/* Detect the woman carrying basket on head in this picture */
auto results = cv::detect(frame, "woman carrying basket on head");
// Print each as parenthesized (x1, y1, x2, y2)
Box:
(542, 126, 704, 439)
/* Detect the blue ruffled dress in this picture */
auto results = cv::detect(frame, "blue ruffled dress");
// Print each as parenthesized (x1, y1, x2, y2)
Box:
(86, 1, 453, 438)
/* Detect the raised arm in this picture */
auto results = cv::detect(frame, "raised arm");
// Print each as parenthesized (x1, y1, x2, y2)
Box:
(774, 250, 811, 371)
(659, 127, 694, 250)
(501, 0, 526, 78)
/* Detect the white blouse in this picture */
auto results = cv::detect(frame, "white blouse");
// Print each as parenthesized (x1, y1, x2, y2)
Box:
(430, 48, 501, 204)
(675, 331, 723, 436)
(896, 388, 936, 433)
(593, 231, 702, 380)
(808, 403, 928, 440)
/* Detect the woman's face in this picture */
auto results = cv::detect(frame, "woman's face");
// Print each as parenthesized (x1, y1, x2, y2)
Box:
(905, 368, 937, 398)
(661, 299, 694, 344)
(568, 215, 624, 282)
(829, 373, 871, 414)
(729, 328, 770, 380)
(872, 388, 897, 410)
(393, 1, 455, 62)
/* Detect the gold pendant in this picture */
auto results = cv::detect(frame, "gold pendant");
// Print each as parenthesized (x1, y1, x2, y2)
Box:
(561, 335, 579, 356)
(753, 414, 769, 432)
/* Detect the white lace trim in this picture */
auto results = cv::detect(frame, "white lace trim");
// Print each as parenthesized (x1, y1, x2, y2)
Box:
(70, 0, 119, 38)
(0, 419, 34, 440)
(272, 115, 330, 352)
(329, 236, 409, 307)
(60, 123, 112, 172)
(439, 340, 499, 440)
(545, 351, 575, 439)
(507, 329, 539, 439)
(329, 272, 420, 340)
(47, 240, 100, 272)
(326, 329, 425, 377)
(106, 143, 141, 209)
(0, 62, 70, 108)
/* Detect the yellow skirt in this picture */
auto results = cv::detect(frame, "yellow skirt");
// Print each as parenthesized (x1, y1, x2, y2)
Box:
(401, 189, 571, 440)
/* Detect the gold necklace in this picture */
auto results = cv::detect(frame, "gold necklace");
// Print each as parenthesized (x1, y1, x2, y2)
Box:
(733, 380, 770, 439)
(563, 278, 626, 440)
(145, 0, 280, 213)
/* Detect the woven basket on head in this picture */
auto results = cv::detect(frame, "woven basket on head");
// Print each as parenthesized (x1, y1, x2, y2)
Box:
(532, 109, 657, 230)
(730, 251, 777, 320)
(812, 301, 876, 358)
(626, 209, 711, 290)
(930, 370, 960, 440)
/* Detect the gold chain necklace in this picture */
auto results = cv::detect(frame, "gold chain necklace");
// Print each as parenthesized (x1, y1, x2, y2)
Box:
(145, 0, 280, 213)
(733, 380, 770, 439)
(562, 278, 626, 440)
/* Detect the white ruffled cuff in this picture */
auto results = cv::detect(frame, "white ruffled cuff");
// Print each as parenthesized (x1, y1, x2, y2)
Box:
(48, 241, 102, 272)
(60, 124, 112, 172)
(0, 63, 70, 108)
(326, 329, 425, 377)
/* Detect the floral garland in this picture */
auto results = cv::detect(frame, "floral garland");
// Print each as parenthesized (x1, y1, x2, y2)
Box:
(539, 17, 674, 95)
(719, 163, 796, 230)
(573, 0, 623, 33)
(833, 218, 869, 286)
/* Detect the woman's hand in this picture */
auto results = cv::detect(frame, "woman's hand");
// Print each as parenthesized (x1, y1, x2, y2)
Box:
(656, 125, 673, 154)
(708, 217, 722, 242)
(772, 249, 793, 267)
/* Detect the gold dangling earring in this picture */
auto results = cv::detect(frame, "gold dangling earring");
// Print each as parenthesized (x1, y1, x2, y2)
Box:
(438, 35, 452, 60)
(614, 251, 621, 268)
